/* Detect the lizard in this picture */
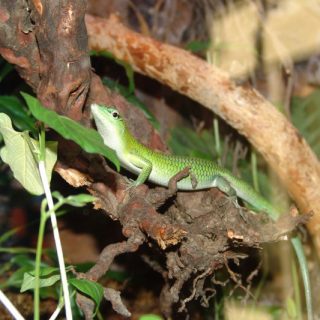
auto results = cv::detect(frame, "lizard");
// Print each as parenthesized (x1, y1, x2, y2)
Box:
(91, 103, 312, 319)
(91, 103, 279, 219)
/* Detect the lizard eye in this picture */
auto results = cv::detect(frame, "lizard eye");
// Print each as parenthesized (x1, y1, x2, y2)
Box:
(111, 111, 119, 119)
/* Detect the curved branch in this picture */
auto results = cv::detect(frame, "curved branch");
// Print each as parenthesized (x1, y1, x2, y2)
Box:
(85, 14, 320, 252)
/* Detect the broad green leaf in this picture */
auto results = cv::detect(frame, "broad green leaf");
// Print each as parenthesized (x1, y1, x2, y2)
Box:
(6, 267, 32, 288)
(21, 92, 120, 170)
(0, 113, 57, 195)
(29, 266, 60, 277)
(0, 95, 35, 133)
(69, 278, 103, 313)
(20, 271, 60, 292)
(69, 286, 85, 318)
(29, 265, 72, 277)
(10, 254, 35, 268)
(5, 258, 53, 289)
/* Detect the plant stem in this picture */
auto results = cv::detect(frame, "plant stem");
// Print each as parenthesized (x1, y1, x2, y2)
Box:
(213, 118, 221, 164)
(291, 236, 313, 320)
(0, 289, 25, 320)
(48, 298, 64, 320)
(291, 258, 302, 319)
(38, 161, 73, 319)
(251, 152, 260, 193)
(33, 206, 47, 320)
(37, 125, 73, 319)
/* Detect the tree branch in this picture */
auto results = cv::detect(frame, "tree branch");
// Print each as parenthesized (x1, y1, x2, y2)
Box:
(85, 13, 320, 252)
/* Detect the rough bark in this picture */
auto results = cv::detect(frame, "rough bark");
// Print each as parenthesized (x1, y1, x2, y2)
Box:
(86, 13, 320, 252)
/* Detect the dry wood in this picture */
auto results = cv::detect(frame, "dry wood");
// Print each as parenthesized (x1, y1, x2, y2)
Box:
(86, 14, 320, 252)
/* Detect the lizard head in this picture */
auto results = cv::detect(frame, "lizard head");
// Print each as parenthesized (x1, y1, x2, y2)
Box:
(91, 104, 126, 150)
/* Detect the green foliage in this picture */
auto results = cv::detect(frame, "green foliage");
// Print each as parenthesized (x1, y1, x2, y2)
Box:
(0, 95, 36, 133)
(21, 92, 120, 170)
(21, 269, 61, 292)
(0, 228, 21, 246)
(139, 315, 163, 320)
(291, 90, 320, 156)
(2, 255, 36, 289)
(6, 267, 32, 289)
(0, 113, 57, 195)
(185, 40, 210, 53)
(0, 58, 13, 83)
(69, 278, 104, 314)
(103, 77, 160, 129)
(53, 192, 96, 208)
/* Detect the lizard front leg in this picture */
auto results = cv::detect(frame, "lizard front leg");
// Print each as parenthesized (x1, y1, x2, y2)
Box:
(127, 153, 153, 187)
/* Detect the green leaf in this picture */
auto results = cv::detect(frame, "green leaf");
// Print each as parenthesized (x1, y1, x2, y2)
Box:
(6, 267, 32, 288)
(64, 194, 96, 207)
(69, 278, 103, 314)
(51, 190, 64, 202)
(10, 254, 35, 268)
(21, 92, 120, 170)
(29, 266, 60, 277)
(0, 95, 35, 133)
(0, 227, 20, 245)
(20, 271, 60, 292)
(185, 40, 210, 53)
(139, 315, 163, 320)
(0, 113, 57, 195)
(0, 60, 13, 83)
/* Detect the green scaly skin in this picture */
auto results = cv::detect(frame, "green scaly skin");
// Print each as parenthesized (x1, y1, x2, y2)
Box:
(91, 103, 312, 319)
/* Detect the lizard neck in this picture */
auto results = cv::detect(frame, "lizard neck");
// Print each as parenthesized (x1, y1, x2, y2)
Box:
(119, 126, 145, 154)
